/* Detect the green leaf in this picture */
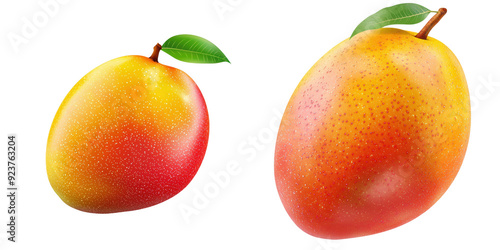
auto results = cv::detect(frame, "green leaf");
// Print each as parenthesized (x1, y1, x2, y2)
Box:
(162, 34, 230, 64)
(350, 3, 435, 38)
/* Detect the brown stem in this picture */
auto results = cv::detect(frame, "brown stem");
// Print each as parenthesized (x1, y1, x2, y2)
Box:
(149, 43, 162, 62)
(415, 8, 447, 40)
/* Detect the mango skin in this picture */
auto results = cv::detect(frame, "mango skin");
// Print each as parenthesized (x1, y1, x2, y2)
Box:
(46, 55, 209, 213)
(275, 28, 470, 239)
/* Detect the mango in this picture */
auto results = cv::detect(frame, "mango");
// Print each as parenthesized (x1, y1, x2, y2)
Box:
(46, 45, 209, 213)
(275, 24, 470, 238)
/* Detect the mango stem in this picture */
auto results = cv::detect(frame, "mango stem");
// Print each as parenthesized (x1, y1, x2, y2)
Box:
(149, 43, 162, 62)
(415, 8, 447, 40)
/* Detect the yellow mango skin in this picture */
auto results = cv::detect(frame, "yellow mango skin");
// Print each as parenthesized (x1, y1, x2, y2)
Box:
(275, 28, 470, 239)
(47, 55, 209, 213)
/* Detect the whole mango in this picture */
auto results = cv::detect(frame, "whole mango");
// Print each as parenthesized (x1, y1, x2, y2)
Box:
(46, 45, 209, 213)
(275, 12, 470, 239)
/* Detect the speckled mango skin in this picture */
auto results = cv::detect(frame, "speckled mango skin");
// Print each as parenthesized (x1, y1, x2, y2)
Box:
(46, 55, 209, 213)
(275, 28, 470, 239)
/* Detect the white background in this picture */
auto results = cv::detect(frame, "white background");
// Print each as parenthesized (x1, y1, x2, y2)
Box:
(1, 0, 499, 249)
